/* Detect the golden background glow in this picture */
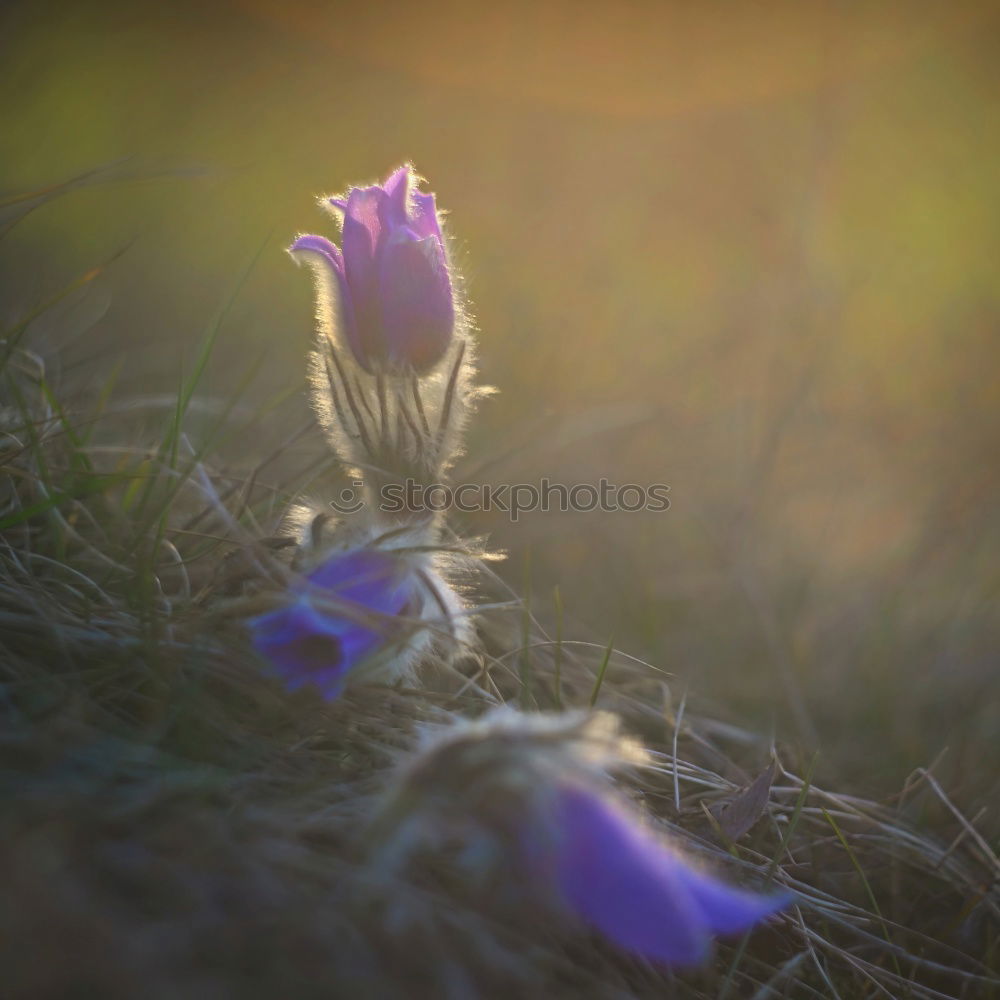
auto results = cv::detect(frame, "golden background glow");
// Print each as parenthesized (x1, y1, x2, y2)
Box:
(3, 0, 998, 788)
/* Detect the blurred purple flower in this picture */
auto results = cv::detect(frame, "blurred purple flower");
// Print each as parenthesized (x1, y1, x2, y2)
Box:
(527, 782, 790, 966)
(248, 549, 415, 699)
(290, 165, 455, 374)
(377, 708, 789, 968)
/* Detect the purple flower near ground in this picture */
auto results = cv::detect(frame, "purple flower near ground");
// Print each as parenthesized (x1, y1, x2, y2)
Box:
(528, 782, 790, 966)
(290, 165, 455, 374)
(248, 549, 416, 699)
(378, 709, 791, 967)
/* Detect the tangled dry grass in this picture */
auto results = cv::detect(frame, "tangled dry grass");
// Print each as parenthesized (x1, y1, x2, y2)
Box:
(1, 237, 998, 998)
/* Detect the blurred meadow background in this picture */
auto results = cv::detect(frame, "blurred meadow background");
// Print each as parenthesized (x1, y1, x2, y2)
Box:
(3, 0, 999, 818)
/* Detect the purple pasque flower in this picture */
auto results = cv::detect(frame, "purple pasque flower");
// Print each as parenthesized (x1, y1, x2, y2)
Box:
(526, 781, 790, 966)
(248, 549, 416, 700)
(376, 709, 789, 968)
(290, 165, 455, 374)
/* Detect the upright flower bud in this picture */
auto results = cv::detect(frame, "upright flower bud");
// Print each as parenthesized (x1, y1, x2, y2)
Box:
(290, 166, 455, 374)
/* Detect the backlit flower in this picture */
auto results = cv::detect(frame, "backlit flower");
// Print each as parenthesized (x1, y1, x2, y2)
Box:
(290, 165, 455, 374)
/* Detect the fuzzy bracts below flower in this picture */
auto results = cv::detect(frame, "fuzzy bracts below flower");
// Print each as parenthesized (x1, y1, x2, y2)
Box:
(290, 165, 455, 374)
(376, 709, 790, 967)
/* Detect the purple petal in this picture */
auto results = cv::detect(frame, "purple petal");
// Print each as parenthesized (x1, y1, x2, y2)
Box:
(341, 185, 387, 295)
(548, 786, 712, 965)
(249, 550, 416, 699)
(289, 234, 344, 273)
(249, 599, 386, 700)
(249, 600, 352, 697)
(340, 186, 395, 370)
(377, 228, 454, 372)
(537, 785, 788, 966)
(382, 165, 411, 227)
(304, 550, 412, 617)
(410, 190, 444, 241)
(673, 864, 791, 937)
(289, 234, 365, 372)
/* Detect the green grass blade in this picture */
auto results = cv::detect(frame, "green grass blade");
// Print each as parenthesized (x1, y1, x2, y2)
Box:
(767, 751, 817, 882)
(552, 584, 564, 710)
(588, 633, 615, 707)
(822, 806, 902, 978)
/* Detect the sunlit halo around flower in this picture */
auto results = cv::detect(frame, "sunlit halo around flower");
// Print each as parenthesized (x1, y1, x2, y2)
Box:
(290, 165, 454, 374)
